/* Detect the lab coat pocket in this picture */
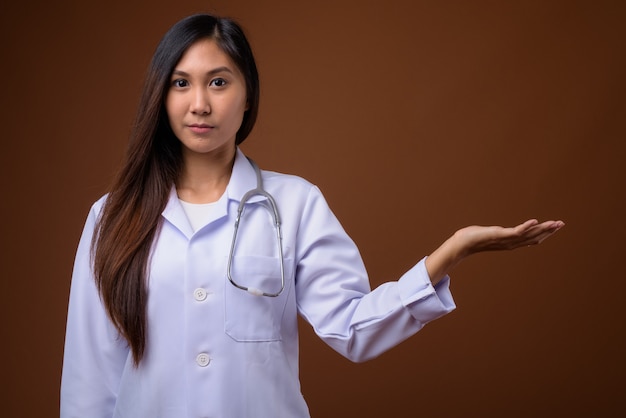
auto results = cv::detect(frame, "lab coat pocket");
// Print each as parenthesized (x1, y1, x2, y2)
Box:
(224, 255, 292, 342)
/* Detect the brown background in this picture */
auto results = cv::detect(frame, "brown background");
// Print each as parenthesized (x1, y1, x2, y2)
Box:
(1, 0, 625, 416)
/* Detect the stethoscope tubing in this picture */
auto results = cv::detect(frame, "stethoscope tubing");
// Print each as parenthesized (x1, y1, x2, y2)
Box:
(227, 158, 286, 297)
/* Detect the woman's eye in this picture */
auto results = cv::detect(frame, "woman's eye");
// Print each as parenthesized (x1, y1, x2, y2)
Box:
(172, 79, 188, 88)
(210, 78, 227, 87)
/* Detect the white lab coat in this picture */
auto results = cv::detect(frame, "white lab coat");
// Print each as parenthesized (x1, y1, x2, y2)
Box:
(61, 148, 456, 418)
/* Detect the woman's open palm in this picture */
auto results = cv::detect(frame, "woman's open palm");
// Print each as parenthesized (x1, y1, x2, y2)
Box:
(457, 219, 565, 255)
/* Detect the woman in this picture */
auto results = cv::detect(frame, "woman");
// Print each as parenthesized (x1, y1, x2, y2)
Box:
(60, 13, 563, 417)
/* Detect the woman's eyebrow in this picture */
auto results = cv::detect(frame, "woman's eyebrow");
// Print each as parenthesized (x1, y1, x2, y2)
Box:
(171, 66, 235, 77)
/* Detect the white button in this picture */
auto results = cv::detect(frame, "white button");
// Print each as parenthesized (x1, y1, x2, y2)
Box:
(196, 353, 211, 367)
(194, 288, 208, 301)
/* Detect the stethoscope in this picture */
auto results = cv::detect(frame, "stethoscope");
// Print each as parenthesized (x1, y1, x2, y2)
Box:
(227, 158, 285, 297)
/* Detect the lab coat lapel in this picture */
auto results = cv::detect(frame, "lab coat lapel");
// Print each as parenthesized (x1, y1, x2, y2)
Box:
(226, 148, 265, 204)
(161, 188, 195, 238)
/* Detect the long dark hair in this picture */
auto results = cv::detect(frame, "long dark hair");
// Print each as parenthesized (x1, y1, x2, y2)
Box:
(92, 14, 260, 366)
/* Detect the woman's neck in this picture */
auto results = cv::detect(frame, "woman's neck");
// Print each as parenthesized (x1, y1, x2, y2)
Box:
(176, 147, 236, 204)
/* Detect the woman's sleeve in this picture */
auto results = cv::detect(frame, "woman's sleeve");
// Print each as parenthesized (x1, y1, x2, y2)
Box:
(60, 201, 129, 418)
(295, 186, 456, 363)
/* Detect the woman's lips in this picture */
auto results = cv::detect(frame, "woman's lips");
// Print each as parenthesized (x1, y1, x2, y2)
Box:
(188, 124, 213, 134)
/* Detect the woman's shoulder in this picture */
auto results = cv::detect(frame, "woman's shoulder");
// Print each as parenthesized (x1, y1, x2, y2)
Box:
(261, 169, 321, 196)
(87, 193, 110, 217)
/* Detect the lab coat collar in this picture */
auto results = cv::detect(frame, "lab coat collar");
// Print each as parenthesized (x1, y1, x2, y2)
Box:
(161, 148, 263, 238)
(226, 147, 266, 204)
(161, 189, 196, 238)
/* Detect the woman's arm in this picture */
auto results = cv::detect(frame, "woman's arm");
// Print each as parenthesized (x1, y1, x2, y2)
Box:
(61, 200, 130, 418)
(425, 219, 565, 285)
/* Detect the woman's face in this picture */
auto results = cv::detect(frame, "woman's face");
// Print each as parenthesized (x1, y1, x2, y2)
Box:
(165, 38, 248, 157)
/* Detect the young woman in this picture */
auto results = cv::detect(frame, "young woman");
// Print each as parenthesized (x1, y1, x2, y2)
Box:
(60, 13, 564, 418)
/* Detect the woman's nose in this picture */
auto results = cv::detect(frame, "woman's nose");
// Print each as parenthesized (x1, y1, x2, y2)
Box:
(190, 88, 211, 115)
